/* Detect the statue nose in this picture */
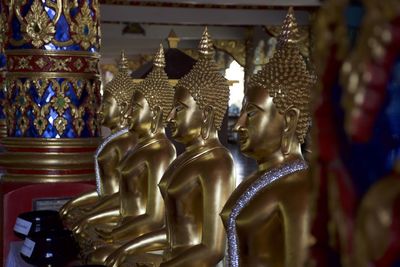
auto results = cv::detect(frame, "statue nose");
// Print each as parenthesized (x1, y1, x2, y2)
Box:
(234, 113, 246, 132)
(166, 107, 176, 122)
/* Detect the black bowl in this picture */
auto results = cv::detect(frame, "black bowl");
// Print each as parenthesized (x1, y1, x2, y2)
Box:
(14, 210, 63, 239)
(20, 229, 79, 267)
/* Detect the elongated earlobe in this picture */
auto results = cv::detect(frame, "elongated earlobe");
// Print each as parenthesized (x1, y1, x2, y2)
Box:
(201, 106, 215, 140)
(119, 102, 129, 127)
(281, 106, 300, 155)
(151, 106, 163, 134)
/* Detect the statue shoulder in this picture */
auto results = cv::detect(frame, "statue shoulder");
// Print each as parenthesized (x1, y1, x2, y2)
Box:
(149, 138, 177, 164)
(114, 132, 137, 147)
(98, 141, 119, 161)
(209, 145, 234, 161)
(122, 137, 175, 166)
(194, 146, 235, 179)
(208, 146, 234, 166)
(146, 137, 176, 157)
(100, 132, 136, 159)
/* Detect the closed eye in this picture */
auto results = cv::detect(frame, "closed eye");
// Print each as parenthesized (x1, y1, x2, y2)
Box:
(246, 103, 262, 117)
(175, 102, 186, 112)
(131, 102, 142, 111)
(247, 110, 257, 117)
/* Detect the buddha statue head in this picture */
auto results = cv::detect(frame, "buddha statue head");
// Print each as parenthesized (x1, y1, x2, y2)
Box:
(100, 51, 135, 131)
(168, 27, 230, 145)
(236, 8, 315, 163)
(128, 44, 174, 137)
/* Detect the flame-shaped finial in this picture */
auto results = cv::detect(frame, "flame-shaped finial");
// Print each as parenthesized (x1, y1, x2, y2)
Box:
(278, 7, 300, 46)
(167, 29, 180, 49)
(198, 27, 214, 56)
(119, 50, 129, 71)
(154, 43, 166, 68)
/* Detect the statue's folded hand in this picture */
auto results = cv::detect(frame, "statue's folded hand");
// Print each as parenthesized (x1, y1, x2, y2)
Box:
(95, 226, 113, 241)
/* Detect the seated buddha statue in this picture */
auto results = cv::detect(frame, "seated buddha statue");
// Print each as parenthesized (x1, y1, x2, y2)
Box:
(104, 28, 236, 267)
(220, 9, 316, 267)
(73, 45, 177, 263)
(59, 51, 137, 226)
(353, 160, 400, 267)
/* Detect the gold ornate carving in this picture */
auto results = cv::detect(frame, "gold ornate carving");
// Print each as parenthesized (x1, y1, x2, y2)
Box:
(49, 57, 72, 71)
(249, 8, 315, 143)
(87, 116, 97, 136)
(7, 77, 100, 137)
(85, 58, 99, 73)
(32, 79, 49, 98)
(74, 58, 84, 70)
(54, 116, 67, 135)
(73, 117, 85, 136)
(17, 116, 29, 135)
(33, 116, 48, 135)
(22, 0, 56, 48)
(35, 58, 47, 69)
(176, 28, 230, 130)
(7, 53, 100, 78)
(51, 94, 71, 115)
(0, 10, 7, 49)
(6, 0, 100, 50)
(71, 1, 98, 50)
(16, 56, 32, 70)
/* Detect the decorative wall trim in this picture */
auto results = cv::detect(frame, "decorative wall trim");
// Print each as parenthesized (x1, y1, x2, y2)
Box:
(99, 0, 319, 11)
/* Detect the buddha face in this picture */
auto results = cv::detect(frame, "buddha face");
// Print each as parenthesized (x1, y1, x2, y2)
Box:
(99, 91, 121, 129)
(235, 86, 285, 160)
(128, 90, 152, 135)
(167, 86, 203, 144)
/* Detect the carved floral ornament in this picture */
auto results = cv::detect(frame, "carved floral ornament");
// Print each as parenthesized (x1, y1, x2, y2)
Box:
(71, 1, 98, 50)
(6, 78, 100, 137)
(22, 0, 56, 48)
(4, 0, 100, 50)
(7, 54, 99, 73)
(0, 11, 7, 50)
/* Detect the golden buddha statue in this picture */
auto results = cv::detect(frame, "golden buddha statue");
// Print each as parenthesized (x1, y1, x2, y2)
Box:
(59, 51, 137, 226)
(353, 161, 400, 267)
(104, 27, 236, 267)
(220, 8, 315, 267)
(73, 44, 177, 263)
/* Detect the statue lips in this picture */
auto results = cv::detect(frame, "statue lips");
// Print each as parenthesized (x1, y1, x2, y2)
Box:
(168, 120, 177, 136)
(237, 128, 249, 147)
